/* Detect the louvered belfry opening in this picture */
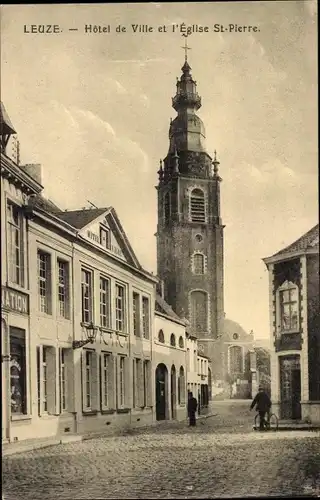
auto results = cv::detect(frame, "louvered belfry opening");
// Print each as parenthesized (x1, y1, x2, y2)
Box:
(190, 188, 205, 222)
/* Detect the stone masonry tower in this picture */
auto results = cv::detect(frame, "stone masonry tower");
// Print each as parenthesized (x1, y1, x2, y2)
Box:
(156, 46, 225, 365)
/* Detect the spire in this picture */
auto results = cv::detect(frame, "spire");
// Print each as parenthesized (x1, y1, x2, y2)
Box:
(172, 38, 201, 113)
(181, 35, 191, 63)
(157, 159, 164, 182)
(213, 150, 220, 175)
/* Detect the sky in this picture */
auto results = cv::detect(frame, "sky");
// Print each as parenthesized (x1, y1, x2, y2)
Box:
(1, 1, 318, 340)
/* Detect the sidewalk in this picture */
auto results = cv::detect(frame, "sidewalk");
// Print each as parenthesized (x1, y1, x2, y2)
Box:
(2, 405, 217, 457)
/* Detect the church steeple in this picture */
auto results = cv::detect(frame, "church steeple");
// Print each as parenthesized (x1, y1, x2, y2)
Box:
(156, 43, 225, 371)
(167, 37, 209, 162)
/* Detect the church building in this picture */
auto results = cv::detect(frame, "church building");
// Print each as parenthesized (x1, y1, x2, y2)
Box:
(156, 47, 225, 377)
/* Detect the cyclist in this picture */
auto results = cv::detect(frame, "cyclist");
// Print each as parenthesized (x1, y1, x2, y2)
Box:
(250, 385, 272, 431)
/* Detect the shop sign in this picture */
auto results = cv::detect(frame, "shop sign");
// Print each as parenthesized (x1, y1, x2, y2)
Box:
(1, 287, 29, 315)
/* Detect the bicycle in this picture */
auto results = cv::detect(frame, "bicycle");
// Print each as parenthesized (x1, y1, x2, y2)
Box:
(253, 411, 279, 431)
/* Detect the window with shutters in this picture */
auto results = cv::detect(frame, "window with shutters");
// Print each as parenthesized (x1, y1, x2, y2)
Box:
(190, 290, 208, 333)
(7, 201, 24, 286)
(143, 360, 150, 407)
(119, 356, 125, 407)
(135, 358, 143, 407)
(59, 348, 68, 412)
(58, 260, 69, 319)
(42, 347, 48, 412)
(133, 292, 140, 336)
(100, 277, 111, 328)
(36, 345, 56, 414)
(81, 268, 93, 323)
(115, 283, 126, 332)
(142, 297, 150, 339)
(85, 350, 93, 409)
(102, 353, 110, 408)
(190, 188, 205, 223)
(38, 251, 51, 314)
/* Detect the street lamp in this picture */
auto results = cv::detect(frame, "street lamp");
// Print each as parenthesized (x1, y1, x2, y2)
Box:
(72, 322, 99, 349)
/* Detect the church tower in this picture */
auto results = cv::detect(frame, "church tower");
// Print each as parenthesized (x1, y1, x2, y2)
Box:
(156, 46, 225, 365)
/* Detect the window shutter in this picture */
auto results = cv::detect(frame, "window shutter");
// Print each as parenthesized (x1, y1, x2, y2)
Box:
(90, 351, 99, 411)
(81, 350, 87, 411)
(146, 361, 153, 407)
(46, 347, 56, 414)
(65, 349, 73, 413)
(138, 360, 144, 407)
(124, 356, 132, 408)
(107, 354, 116, 410)
(99, 354, 103, 410)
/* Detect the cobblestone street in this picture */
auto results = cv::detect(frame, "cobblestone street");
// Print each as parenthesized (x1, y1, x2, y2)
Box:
(3, 403, 320, 499)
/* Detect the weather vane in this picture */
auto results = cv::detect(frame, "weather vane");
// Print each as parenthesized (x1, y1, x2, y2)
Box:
(181, 34, 191, 62)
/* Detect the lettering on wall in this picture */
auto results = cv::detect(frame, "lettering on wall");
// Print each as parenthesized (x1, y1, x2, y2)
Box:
(1, 288, 29, 315)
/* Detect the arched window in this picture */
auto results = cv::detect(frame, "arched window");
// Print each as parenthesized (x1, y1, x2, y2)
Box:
(190, 188, 205, 222)
(178, 366, 185, 404)
(178, 336, 184, 348)
(170, 333, 176, 347)
(193, 253, 205, 274)
(164, 192, 171, 222)
(158, 329, 165, 343)
(229, 346, 243, 376)
(190, 290, 208, 333)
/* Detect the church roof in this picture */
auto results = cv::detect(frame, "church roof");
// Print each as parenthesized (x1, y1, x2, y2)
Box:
(57, 207, 110, 229)
(223, 318, 253, 343)
(264, 224, 319, 264)
(0, 102, 16, 135)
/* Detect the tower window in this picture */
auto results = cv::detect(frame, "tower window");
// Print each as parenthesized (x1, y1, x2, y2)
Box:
(190, 290, 208, 333)
(164, 192, 171, 222)
(190, 189, 205, 223)
(193, 253, 205, 275)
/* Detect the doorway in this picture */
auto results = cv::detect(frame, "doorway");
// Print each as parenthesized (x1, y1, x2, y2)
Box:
(155, 364, 168, 421)
(280, 355, 301, 420)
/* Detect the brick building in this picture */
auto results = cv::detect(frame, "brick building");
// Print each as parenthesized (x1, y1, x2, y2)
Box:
(156, 54, 225, 376)
(263, 224, 319, 422)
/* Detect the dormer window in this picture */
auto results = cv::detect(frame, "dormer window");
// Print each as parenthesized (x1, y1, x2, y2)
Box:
(100, 226, 110, 249)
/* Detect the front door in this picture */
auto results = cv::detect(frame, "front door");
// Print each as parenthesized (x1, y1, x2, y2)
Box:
(280, 355, 301, 420)
(156, 380, 166, 420)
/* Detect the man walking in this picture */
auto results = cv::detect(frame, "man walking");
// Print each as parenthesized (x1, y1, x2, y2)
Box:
(250, 385, 272, 430)
(187, 391, 198, 426)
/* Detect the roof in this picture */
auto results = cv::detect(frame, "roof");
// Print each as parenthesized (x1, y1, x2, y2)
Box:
(223, 318, 254, 343)
(56, 207, 109, 229)
(155, 294, 185, 324)
(30, 194, 63, 214)
(0, 102, 16, 135)
(265, 224, 319, 263)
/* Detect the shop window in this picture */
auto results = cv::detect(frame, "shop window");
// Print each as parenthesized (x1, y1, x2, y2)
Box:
(10, 328, 27, 415)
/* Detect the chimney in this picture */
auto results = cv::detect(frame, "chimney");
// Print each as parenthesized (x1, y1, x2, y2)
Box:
(21, 164, 43, 185)
(156, 279, 165, 298)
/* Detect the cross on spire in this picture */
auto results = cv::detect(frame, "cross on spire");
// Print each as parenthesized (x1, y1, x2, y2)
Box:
(181, 35, 191, 62)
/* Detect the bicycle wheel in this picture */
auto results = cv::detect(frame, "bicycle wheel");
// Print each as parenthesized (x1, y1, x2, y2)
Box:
(268, 413, 279, 431)
(254, 413, 259, 430)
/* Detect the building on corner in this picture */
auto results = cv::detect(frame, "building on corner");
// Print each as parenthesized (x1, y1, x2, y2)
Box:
(263, 224, 319, 423)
